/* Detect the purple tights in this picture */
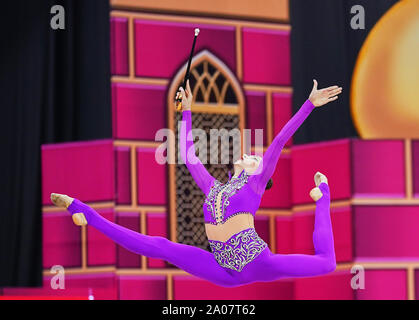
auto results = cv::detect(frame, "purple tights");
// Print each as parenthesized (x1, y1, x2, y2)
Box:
(66, 182, 335, 288)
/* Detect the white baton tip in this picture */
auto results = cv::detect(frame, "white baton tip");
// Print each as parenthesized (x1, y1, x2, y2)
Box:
(194, 28, 200, 36)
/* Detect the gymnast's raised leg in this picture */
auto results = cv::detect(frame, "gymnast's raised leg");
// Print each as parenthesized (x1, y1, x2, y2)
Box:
(241, 172, 336, 282)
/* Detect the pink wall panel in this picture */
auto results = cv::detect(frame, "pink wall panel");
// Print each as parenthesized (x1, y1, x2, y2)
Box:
(293, 207, 352, 262)
(116, 212, 141, 268)
(47, 273, 118, 300)
(118, 275, 167, 300)
(146, 213, 168, 268)
(412, 141, 419, 197)
(294, 271, 354, 300)
(272, 92, 293, 148)
(112, 83, 166, 140)
(173, 276, 294, 300)
(291, 139, 351, 204)
(110, 17, 128, 75)
(260, 155, 292, 208)
(1, 287, 88, 299)
(134, 20, 236, 78)
(43, 212, 81, 268)
(242, 28, 290, 85)
(355, 270, 407, 300)
(245, 91, 266, 146)
(137, 148, 167, 205)
(87, 210, 116, 266)
(254, 215, 270, 248)
(352, 140, 405, 198)
(41, 140, 115, 204)
(115, 146, 131, 204)
(354, 205, 419, 258)
(275, 216, 293, 254)
(6, 274, 118, 300)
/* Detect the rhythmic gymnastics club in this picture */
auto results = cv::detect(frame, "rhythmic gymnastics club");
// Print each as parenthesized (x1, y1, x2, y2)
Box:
(175, 28, 200, 111)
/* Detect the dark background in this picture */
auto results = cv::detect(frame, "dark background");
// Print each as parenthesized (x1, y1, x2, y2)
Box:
(0, 0, 399, 287)
(0, 0, 111, 287)
(290, 0, 398, 144)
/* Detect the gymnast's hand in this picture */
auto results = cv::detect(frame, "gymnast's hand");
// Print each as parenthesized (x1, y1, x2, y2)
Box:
(175, 80, 192, 111)
(308, 79, 342, 107)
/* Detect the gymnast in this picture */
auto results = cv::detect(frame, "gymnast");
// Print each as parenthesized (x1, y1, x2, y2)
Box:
(51, 79, 342, 288)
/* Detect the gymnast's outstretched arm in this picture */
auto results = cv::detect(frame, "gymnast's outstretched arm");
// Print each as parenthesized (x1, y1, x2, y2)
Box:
(250, 80, 342, 194)
(178, 81, 215, 195)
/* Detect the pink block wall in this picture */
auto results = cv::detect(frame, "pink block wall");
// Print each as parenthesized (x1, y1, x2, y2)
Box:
(291, 139, 351, 204)
(260, 155, 292, 208)
(112, 83, 166, 140)
(46, 273, 118, 300)
(115, 146, 131, 204)
(43, 212, 81, 268)
(242, 28, 290, 85)
(245, 91, 266, 146)
(275, 216, 293, 254)
(355, 270, 407, 300)
(137, 148, 167, 205)
(352, 140, 405, 198)
(134, 20, 236, 78)
(110, 17, 128, 75)
(173, 276, 294, 300)
(118, 275, 167, 300)
(146, 213, 168, 268)
(294, 271, 354, 300)
(116, 212, 141, 268)
(272, 92, 292, 147)
(4, 274, 118, 300)
(87, 210, 116, 266)
(354, 205, 419, 258)
(41, 140, 115, 204)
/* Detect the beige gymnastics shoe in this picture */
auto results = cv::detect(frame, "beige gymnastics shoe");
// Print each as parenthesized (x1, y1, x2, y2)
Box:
(310, 172, 329, 201)
(314, 171, 328, 187)
(50, 193, 88, 226)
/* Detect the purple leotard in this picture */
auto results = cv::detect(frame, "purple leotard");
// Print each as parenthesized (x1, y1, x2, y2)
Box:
(65, 99, 336, 287)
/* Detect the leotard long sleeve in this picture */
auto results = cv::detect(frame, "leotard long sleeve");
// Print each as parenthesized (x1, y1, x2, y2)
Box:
(179, 110, 215, 195)
(249, 99, 316, 194)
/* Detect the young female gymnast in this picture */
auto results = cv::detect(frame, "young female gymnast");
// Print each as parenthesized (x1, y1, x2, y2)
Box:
(51, 79, 342, 288)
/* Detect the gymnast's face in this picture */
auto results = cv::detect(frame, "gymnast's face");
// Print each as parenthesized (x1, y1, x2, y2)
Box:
(234, 154, 262, 175)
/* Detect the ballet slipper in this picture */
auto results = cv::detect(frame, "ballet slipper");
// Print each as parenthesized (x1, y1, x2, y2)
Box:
(310, 187, 323, 201)
(50, 193, 88, 226)
(314, 171, 328, 187)
(311, 171, 329, 201)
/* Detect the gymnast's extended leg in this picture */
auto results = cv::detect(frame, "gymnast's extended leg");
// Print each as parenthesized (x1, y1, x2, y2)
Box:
(50, 193, 239, 288)
(248, 175, 336, 281)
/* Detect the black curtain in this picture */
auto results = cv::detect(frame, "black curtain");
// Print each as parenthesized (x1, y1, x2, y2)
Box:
(0, 0, 111, 287)
(289, 0, 398, 144)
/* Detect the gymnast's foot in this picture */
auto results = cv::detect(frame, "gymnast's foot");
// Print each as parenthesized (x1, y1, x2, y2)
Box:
(310, 172, 328, 201)
(50, 193, 88, 226)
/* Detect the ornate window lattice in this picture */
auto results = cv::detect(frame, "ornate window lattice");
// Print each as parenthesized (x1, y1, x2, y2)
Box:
(168, 51, 244, 250)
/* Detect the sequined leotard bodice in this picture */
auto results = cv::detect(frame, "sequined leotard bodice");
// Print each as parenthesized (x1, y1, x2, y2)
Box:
(180, 99, 316, 225)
